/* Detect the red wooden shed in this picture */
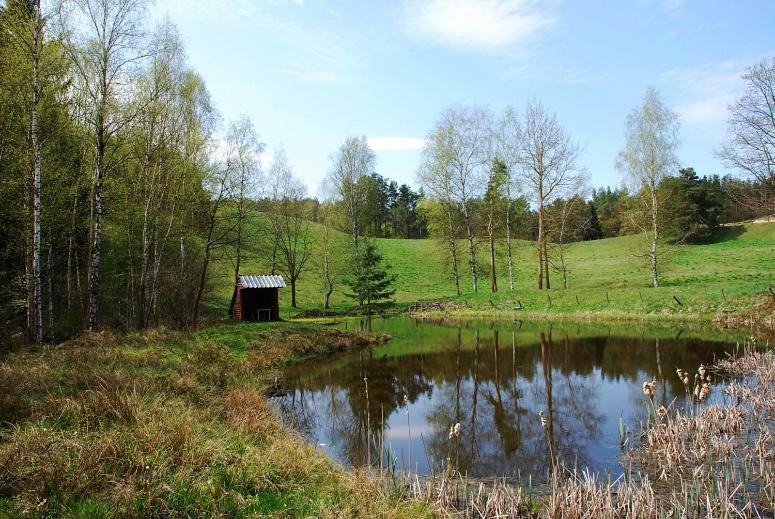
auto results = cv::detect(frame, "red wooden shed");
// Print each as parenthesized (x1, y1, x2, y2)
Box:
(229, 275, 286, 321)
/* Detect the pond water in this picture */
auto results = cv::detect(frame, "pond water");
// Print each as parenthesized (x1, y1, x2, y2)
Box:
(275, 317, 743, 481)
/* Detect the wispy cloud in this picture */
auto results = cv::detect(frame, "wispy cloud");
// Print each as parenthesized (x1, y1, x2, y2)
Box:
(403, 0, 554, 53)
(641, 0, 687, 18)
(368, 137, 426, 152)
(660, 60, 746, 129)
(155, 0, 363, 83)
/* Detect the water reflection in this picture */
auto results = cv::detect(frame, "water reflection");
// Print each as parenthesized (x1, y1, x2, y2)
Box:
(276, 318, 736, 480)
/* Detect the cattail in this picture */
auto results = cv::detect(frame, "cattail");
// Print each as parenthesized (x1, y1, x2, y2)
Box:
(448, 422, 461, 441)
(698, 383, 711, 402)
(642, 378, 657, 399)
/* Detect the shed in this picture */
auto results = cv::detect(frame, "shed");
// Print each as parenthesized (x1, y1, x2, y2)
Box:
(229, 275, 286, 321)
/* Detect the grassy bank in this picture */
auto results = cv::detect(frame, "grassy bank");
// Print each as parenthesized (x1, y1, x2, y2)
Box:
(0, 323, 429, 518)
(213, 220, 775, 324)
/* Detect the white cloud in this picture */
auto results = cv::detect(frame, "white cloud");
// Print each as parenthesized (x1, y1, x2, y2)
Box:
(404, 0, 554, 52)
(660, 60, 746, 129)
(154, 0, 363, 83)
(368, 137, 426, 152)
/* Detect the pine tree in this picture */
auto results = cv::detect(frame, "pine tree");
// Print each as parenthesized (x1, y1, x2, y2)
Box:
(346, 240, 396, 312)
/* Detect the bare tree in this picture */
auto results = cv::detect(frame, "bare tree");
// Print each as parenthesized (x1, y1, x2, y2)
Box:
(546, 194, 589, 289)
(266, 151, 312, 308)
(225, 116, 263, 285)
(316, 200, 345, 310)
(328, 136, 374, 261)
(496, 106, 523, 291)
(616, 87, 680, 288)
(418, 127, 462, 296)
(422, 106, 491, 293)
(60, 0, 151, 331)
(192, 153, 234, 328)
(718, 58, 775, 213)
(510, 100, 583, 290)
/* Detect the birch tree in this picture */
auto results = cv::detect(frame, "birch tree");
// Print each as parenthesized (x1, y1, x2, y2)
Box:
(418, 126, 462, 296)
(225, 116, 263, 285)
(510, 100, 583, 290)
(316, 201, 345, 310)
(616, 87, 680, 288)
(132, 23, 186, 328)
(328, 136, 374, 261)
(266, 150, 312, 308)
(718, 58, 775, 213)
(60, 0, 151, 331)
(495, 106, 522, 291)
(2, 0, 46, 343)
(422, 106, 491, 293)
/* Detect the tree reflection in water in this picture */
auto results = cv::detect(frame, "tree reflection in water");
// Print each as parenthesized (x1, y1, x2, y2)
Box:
(275, 318, 734, 480)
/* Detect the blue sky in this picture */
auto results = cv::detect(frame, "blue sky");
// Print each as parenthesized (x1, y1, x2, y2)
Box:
(152, 0, 774, 196)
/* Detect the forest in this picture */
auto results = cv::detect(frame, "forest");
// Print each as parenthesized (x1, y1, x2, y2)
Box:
(0, 0, 773, 346)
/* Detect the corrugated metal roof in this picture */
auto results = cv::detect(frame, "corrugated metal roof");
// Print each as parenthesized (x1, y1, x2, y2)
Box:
(239, 275, 286, 289)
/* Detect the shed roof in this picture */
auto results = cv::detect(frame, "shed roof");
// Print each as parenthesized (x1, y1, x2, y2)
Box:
(239, 275, 286, 289)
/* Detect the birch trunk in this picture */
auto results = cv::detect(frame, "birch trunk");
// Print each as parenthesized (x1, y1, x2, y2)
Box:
(30, 0, 43, 344)
(462, 202, 477, 292)
(544, 239, 551, 290)
(446, 202, 461, 296)
(537, 197, 544, 290)
(488, 208, 497, 293)
(46, 234, 54, 341)
(650, 185, 660, 288)
(505, 198, 514, 290)
(88, 146, 105, 331)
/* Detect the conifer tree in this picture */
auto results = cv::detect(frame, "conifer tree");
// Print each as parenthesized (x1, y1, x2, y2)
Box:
(345, 240, 396, 312)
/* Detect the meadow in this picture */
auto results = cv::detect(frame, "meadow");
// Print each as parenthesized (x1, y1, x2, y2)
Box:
(214, 219, 775, 325)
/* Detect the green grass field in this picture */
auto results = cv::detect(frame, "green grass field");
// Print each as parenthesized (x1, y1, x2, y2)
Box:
(213, 219, 775, 322)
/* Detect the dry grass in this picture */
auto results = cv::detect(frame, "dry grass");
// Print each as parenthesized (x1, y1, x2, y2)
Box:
(403, 338, 775, 518)
(224, 386, 280, 438)
(0, 325, 422, 518)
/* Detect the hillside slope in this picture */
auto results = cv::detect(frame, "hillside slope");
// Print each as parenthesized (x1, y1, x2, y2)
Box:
(212, 219, 775, 321)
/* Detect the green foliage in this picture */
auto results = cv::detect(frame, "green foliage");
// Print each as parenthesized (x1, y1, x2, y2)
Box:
(660, 168, 725, 240)
(346, 240, 397, 309)
(356, 173, 427, 238)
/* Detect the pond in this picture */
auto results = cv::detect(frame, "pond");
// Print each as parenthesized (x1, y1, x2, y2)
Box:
(275, 317, 743, 481)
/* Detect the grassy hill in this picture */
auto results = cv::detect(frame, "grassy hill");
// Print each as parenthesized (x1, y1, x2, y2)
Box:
(212, 218, 775, 322)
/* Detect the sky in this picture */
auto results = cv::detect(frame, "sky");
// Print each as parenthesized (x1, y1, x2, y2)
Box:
(151, 0, 775, 196)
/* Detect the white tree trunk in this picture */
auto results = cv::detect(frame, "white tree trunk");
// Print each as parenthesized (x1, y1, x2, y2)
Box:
(505, 199, 514, 290)
(31, 4, 43, 344)
(462, 202, 477, 292)
(650, 185, 660, 288)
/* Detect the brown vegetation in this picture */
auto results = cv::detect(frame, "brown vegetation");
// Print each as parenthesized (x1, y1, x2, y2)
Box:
(406, 339, 774, 518)
(0, 325, 423, 518)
